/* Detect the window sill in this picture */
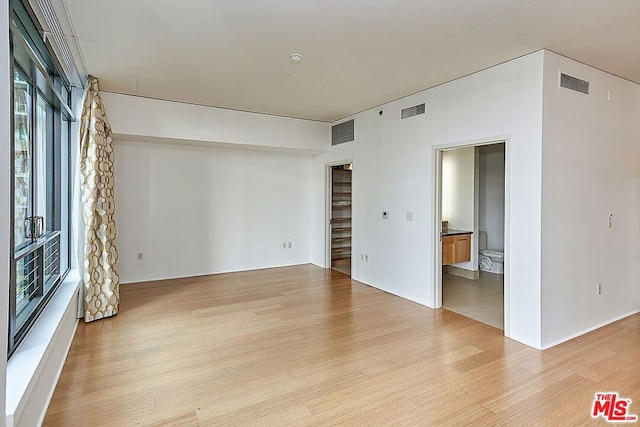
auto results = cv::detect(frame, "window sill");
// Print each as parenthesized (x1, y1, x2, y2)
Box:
(6, 269, 81, 425)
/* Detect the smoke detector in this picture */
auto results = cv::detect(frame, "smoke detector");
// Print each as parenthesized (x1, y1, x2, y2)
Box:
(289, 53, 303, 64)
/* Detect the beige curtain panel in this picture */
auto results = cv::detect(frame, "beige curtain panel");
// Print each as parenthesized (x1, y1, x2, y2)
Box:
(79, 77, 120, 322)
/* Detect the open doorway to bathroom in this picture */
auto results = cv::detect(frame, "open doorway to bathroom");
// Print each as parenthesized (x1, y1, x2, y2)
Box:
(437, 142, 505, 329)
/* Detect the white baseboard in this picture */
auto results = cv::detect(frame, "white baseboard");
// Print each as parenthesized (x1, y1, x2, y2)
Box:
(119, 262, 311, 285)
(541, 309, 640, 350)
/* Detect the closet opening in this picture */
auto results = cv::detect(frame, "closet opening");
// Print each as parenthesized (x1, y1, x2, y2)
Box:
(328, 164, 352, 276)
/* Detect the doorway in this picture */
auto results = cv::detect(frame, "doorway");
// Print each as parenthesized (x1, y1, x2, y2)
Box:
(329, 164, 352, 275)
(436, 141, 507, 330)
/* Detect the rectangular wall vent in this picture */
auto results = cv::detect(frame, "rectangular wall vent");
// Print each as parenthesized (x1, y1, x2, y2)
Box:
(332, 119, 355, 145)
(401, 103, 426, 119)
(560, 73, 590, 95)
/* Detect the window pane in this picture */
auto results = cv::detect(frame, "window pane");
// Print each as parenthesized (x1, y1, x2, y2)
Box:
(59, 116, 70, 273)
(9, 0, 73, 357)
(15, 251, 42, 318)
(43, 234, 61, 293)
(14, 70, 31, 250)
(35, 95, 56, 233)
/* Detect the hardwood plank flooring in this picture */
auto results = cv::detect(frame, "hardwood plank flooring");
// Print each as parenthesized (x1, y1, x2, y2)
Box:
(44, 264, 639, 426)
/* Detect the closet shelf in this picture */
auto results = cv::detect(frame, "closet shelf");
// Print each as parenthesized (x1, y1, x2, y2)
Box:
(331, 247, 350, 254)
(331, 218, 351, 223)
(331, 167, 352, 269)
(331, 237, 351, 243)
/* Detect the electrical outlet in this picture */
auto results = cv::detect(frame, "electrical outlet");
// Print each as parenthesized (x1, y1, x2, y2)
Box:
(382, 211, 389, 219)
(360, 254, 364, 261)
(282, 242, 287, 249)
(288, 242, 292, 249)
(406, 212, 413, 221)
(597, 283, 602, 295)
(365, 254, 369, 263)
(136, 253, 143, 261)
(608, 214, 613, 228)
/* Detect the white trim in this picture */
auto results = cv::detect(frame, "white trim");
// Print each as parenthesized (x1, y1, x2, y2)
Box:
(433, 149, 442, 308)
(541, 310, 640, 350)
(118, 262, 311, 285)
(503, 137, 512, 337)
(6, 271, 81, 426)
(433, 136, 511, 336)
(1, 0, 12, 422)
(324, 160, 354, 270)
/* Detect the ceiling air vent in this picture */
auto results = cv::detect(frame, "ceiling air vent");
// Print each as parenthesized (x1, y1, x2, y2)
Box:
(560, 73, 590, 95)
(401, 103, 425, 119)
(332, 119, 355, 145)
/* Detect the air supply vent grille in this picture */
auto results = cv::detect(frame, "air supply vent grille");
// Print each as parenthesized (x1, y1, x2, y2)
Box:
(332, 119, 355, 145)
(401, 103, 426, 119)
(560, 73, 590, 95)
(37, 0, 83, 87)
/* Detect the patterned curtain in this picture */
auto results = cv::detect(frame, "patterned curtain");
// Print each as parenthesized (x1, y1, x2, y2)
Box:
(79, 77, 119, 322)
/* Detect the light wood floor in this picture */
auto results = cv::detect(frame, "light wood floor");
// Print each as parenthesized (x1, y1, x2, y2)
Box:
(45, 265, 639, 426)
(443, 271, 504, 329)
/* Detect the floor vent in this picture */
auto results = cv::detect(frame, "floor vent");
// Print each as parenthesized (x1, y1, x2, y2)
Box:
(401, 103, 425, 119)
(560, 73, 590, 95)
(332, 119, 355, 145)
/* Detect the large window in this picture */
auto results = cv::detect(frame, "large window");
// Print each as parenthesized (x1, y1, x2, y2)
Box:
(9, 0, 73, 356)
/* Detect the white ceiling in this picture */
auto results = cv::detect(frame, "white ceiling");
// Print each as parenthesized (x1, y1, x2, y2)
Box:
(64, 0, 640, 122)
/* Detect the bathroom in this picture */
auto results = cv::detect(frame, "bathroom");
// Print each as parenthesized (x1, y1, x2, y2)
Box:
(440, 142, 505, 329)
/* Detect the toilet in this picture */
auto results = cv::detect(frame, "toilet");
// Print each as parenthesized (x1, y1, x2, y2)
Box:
(478, 231, 504, 274)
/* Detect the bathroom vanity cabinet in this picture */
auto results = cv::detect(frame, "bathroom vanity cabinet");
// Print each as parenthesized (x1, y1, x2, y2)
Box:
(442, 231, 471, 265)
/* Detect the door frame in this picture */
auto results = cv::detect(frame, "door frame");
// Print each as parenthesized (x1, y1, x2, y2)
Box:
(433, 136, 511, 336)
(325, 160, 354, 270)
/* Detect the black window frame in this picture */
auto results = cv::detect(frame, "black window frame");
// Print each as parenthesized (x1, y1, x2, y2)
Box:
(8, 0, 74, 358)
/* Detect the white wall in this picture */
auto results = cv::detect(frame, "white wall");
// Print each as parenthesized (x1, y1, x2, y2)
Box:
(312, 51, 545, 348)
(540, 51, 640, 348)
(103, 92, 330, 283)
(1, 1, 11, 424)
(101, 92, 330, 154)
(309, 133, 355, 268)
(442, 146, 476, 270)
(442, 147, 475, 231)
(115, 140, 313, 283)
(478, 143, 505, 251)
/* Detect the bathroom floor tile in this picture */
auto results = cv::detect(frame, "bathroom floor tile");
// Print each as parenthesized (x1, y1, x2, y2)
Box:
(443, 271, 504, 330)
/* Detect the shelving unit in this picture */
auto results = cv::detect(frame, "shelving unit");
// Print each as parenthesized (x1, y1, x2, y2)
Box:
(331, 167, 352, 270)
